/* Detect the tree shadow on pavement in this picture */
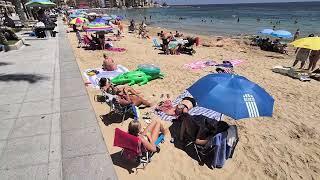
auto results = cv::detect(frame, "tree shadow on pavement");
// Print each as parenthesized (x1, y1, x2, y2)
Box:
(0, 73, 49, 83)
(0, 62, 13, 66)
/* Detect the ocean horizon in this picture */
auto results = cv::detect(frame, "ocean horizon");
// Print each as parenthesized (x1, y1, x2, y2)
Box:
(105, 1, 320, 37)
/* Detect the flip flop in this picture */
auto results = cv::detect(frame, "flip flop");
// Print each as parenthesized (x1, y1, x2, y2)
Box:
(166, 94, 170, 99)
(160, 94, 164, 98)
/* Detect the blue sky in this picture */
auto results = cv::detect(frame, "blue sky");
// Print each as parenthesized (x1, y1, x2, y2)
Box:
(165, 0, 320, 5)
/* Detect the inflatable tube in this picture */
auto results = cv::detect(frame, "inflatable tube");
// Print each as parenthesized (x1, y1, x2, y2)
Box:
(137, 64, 160, 76)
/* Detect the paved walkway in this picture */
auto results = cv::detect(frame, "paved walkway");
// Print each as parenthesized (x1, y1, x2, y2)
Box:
(0, 21, 117, 180)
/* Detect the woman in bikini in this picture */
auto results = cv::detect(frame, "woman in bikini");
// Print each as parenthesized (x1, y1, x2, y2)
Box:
(99, 78, 151, 107)
(156, 97, 196, 117)
(128, 120, 169, 152)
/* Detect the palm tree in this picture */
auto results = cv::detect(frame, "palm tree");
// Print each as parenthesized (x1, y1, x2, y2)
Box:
(12, 0, 27, 22)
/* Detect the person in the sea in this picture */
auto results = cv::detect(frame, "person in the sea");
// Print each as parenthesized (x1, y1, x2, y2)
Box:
(293, 29, 300, 41)
(128, 120, 169, 152)
(178, 113, 229, 145)
(156, 97, 196, 117)
(99, 78, 152, 107)
(308, 50, 320, 72)
(102, 53, 117, 71)
(237, 17, 240, 23)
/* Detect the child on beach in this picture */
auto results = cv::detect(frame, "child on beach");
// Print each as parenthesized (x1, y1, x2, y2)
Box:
(128, 120, 169, 152)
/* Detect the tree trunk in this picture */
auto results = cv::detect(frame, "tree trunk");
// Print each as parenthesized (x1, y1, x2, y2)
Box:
(12, 0, 27, 22)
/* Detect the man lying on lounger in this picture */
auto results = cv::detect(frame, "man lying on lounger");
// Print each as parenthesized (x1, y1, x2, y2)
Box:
(99, 78, 152, 107)
(156, 97, 196, 117)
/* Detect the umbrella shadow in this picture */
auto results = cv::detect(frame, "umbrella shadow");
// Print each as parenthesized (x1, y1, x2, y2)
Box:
(0, 73, 49, 83)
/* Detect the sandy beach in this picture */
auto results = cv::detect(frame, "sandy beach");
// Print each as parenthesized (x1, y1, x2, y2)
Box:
(66, 24, 320, 180)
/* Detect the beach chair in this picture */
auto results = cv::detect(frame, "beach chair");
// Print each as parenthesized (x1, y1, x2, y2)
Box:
(113, 128, 164, 168)
(101, 89, 138, 123)
(152, 38, 161, 49)
(185, 125, 239, 168)
(83, 35, 98, 50)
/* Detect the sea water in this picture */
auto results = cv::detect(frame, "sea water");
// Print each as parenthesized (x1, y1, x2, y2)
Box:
(105, 1, 320, 37)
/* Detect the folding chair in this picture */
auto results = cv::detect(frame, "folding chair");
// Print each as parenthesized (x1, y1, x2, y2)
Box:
(113, 128, 164, 169)
(101, 89, 137, 124)
(185, 124, 239, 166)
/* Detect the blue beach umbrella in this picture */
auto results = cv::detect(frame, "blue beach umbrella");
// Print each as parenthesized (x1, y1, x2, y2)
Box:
(187, 74, 274, 120)
(92, 18, 107, 24)
(271, 30, 293, 39)
(260, 29, 274, 35)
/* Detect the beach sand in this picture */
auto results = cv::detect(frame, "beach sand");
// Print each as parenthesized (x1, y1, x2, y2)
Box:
(66, 25, 320, 180)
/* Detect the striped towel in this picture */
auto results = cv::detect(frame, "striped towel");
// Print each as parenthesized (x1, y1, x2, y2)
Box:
(155, 90, 223, 121)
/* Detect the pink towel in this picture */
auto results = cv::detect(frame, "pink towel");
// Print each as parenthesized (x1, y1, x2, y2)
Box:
(229, 59, 244, 66)
(184, 60, 216, 70)
(106, 47, 126, 52)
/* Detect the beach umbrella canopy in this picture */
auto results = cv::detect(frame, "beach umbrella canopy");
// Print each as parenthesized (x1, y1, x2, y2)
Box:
(83, 26, 113, 32)
(271, 30, 293, 39)
(102, 16, 113, 21)
(25, 0, 55, 7)
(290, 37, 320, 50)
(92, 18, 107, 24)
(260, 29, 274, 35)
(187, 74, 274, 120)
(69, 17, 88, 25)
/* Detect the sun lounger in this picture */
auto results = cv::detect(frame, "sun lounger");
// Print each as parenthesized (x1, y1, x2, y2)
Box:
(155, 90, 223, 121)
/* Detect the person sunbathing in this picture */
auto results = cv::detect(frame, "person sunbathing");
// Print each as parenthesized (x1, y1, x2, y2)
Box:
(156, 97, 196, 117)
(128, 120, 169, 152)
(178, 113, 229, 145)
(102, 53, 117, 71)
(99, 78, 151, 107)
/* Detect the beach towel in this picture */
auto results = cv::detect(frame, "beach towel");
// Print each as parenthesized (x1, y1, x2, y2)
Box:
(184, 60, 216, 70)
(152, 38, 161, 48)
(155, 90, 223, 121)
(106, 47, 126, 52)
(229, 59, 244, 66)
(83, 65, 129, 88)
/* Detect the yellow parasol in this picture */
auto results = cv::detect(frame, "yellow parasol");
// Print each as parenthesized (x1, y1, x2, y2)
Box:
(290, 37, 320, 50)
(69, 17, 88, 25)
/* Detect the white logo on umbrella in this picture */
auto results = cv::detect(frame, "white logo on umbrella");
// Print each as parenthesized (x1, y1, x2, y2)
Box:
(243, 94, 260, 118)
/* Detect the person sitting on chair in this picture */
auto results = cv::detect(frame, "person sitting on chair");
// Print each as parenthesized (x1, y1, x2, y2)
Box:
(99, 78, 151, 107)
(178, 113, 229, 145)
(128, 120, 169, 152)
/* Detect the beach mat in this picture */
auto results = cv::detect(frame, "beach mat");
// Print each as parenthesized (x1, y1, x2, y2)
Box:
(83, 65, 129, 88)
(272, 65, 311, 82)
(106, 47, 126, 52)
